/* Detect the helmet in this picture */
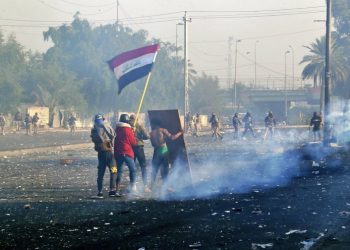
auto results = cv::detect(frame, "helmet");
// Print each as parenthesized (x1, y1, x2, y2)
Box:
(129, 114, 135, 121)
(119, 114, 130, 123)
(94, 114, 103, 120)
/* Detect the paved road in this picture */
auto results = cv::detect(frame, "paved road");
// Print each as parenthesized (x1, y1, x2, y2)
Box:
(0, 130, 91, 151)
(0, 135, 349, 249)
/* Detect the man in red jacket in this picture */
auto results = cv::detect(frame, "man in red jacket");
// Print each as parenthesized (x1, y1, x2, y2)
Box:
(114, 114, 137, 196)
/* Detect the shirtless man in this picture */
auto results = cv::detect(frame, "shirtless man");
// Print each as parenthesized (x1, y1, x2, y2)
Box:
(149, 118, 183, 191)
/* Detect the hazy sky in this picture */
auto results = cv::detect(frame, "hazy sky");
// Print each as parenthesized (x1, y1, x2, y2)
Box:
(1, 0, 326, 88)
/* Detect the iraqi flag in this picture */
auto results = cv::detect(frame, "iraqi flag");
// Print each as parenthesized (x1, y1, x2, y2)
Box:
(108, 44, 160, 94)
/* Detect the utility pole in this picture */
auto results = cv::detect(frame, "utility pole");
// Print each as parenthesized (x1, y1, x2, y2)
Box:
(183, 12, 191, 130)
(116, 0, 119, 31)
(175, 23, 183, 76)
(289, 45, 295, 90)
(227, 37, 233, 90)
(254, 40, 259, 88)
(234, 39, 241, 110)
(324, 0, 332, 144)
(284, 50, 290, 120)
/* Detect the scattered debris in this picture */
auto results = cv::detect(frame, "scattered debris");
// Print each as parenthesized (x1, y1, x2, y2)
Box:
(59, 158, 74, 165)
(189, 242, 202, 248)
(251, 243, 273, 249)
(339, 211, 350, 217)
(285, 229, 307, 235)
(300, 233, 324, 250)
(24, 204, 32, 210)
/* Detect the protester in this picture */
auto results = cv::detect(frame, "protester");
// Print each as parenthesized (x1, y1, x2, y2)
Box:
(129, 114, 151, 193)
(90, 114, 117, 198)
(14, 111, 22, 132)
(232, 113, 242, 140)
(264, 111, 277, 140)
(310, 111, 322, 141)
(149, 118, 183, 191)
(68, 115, 77, 134)
(0, 113, 6, 135)
(242, 112, 255, 138)
(193, 113, 200, 137)
(114, 114, 137, 196)
(24, 113, 32, 135)
(32, 112, 40, 135)
(209, 112, 223, 140)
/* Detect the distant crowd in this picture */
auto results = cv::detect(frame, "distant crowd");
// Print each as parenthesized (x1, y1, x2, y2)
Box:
(0, 111, 77, 135)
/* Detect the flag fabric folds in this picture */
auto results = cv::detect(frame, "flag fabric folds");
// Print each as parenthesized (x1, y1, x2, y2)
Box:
(108, 44, 160, 94)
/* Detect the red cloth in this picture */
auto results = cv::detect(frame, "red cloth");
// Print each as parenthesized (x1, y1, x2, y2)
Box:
(114, 123, 137, 158)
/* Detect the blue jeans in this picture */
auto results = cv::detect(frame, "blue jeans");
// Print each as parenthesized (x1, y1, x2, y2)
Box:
(116, 155, 136, 185)
(97, 151, 117, 193)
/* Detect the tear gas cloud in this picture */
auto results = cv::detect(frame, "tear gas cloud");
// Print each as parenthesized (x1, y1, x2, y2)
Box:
(159, 103, 350, 200)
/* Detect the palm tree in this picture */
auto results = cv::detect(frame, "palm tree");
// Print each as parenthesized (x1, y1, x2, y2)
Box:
(300, 36, 349, 111)
(300, 36, 348, 87)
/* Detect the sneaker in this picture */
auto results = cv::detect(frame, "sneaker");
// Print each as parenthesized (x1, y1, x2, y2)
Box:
(144, 186, 151, 193)
(96, 192, 104, 199)
(108, 191, 116, 197)
(115, 192, 122, 197)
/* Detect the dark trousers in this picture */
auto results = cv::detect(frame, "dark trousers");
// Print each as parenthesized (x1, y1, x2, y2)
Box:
(97, 151, 117, 193)
(243, 126, 255, 137)
(151, 148, 169, 187)
(133, 146, 147, 185)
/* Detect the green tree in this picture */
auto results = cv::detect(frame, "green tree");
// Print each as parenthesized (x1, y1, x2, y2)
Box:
(0, 33, 26, 112)
(300, 36, 348, 87)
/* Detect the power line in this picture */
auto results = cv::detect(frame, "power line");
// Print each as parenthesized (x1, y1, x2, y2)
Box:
(36, 0, 116, 16)
(58, 0, 116, 8)
(189, 5, 325, 13)
(190, 28, 324, 44)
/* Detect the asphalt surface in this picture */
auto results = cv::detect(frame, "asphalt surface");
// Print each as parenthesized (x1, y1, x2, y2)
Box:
(0, 131, 350, 249)
(0, 130, 91, 151)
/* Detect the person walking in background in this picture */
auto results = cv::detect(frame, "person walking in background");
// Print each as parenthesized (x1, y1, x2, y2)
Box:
(232, 113, 242, 140)
(14, 111, 22, 132)
(68, 115, 77, 134)
(242, 112, 255, 138)
(24, 113, 32, 135)
(209, 112, 223, 140)
(114, 114, 137, 196)
(129, 114, 151, 193)
(32, 112, 40, 135)
(0, 113, 6, 135)
(90, 114, 117, 198)
(193, 113, 200, 137)
(149, 118, 183, 192)
(263, 111, 276, 140)
(310, 111, 322, 141)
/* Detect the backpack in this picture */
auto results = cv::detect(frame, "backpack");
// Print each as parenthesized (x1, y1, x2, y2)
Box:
(91, 125, 113, 152)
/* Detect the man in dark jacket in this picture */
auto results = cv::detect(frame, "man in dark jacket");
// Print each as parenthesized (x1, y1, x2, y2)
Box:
(14, 111, 22, 132)
(242, 112, 255, 138)
(130, 114, 151, 193)
(24, 113, 32, 135)
(310, 112, 322, 141)
(32, 113, 40, 135)
(114, 114, 137, 196)
(232, 113, 242, 140)
(91, 114, 117, 198)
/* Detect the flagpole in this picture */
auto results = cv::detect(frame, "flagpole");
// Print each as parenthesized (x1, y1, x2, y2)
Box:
(133, 49, 159, 126)
(134, 72, 152, 126)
